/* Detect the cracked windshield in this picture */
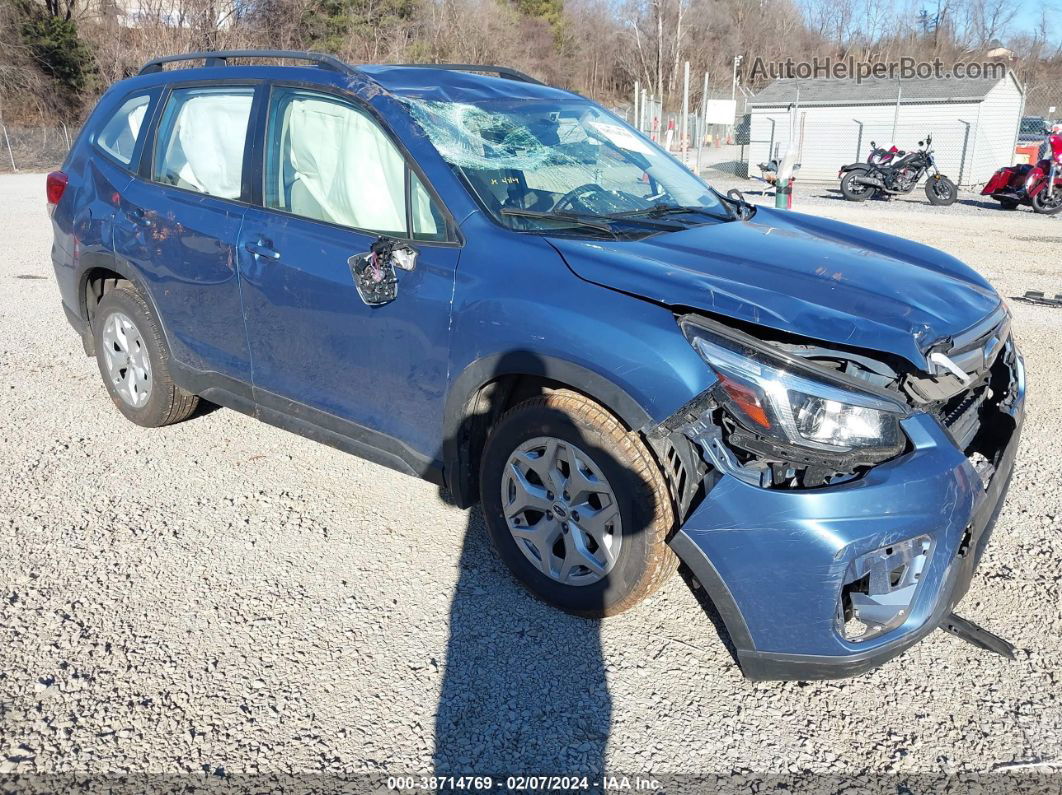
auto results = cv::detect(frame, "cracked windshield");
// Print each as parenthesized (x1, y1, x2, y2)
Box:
(406, 98, 731, 236)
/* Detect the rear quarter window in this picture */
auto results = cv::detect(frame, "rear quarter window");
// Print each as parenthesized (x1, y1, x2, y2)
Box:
(93, 93, 154, 166)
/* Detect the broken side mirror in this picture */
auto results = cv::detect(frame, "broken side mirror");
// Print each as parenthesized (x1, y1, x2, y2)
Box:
(348, 237, 418, 307)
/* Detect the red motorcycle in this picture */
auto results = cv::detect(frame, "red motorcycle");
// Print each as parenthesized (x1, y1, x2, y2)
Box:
(982, 134, 1062, 214)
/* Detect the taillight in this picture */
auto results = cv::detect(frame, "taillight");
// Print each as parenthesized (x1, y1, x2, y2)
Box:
(46, 171, 68, 208)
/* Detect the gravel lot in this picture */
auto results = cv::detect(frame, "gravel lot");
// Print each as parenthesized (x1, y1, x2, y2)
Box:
(1, 171, 1061, 788)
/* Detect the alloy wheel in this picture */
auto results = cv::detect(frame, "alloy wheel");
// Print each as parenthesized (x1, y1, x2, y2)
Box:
(501, 436, 622, 586)
(1035, 189, 1062, 211)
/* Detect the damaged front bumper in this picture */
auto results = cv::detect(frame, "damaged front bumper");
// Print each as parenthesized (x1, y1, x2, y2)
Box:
(667, 352, 1025, 681)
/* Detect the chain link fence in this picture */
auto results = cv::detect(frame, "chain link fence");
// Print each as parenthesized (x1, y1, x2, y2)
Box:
(0, 124, 79, 173)
(743, 117, 1013, 187)
(705, 97, 1029, 189)
(610, 96, 752, 184)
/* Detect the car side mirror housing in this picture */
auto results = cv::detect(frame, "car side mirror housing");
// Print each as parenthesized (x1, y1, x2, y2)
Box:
(349, 238, 418, 306)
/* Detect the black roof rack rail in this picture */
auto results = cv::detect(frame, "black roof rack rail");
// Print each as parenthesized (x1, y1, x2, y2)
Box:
(387, 63, 544, 85)
(138, 52, 546, 87)
(138, 50, 355, 76)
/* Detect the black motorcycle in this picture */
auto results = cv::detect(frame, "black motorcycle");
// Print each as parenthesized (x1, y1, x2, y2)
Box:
(839, 135, 958, 206)
(837, 140, 905, 181)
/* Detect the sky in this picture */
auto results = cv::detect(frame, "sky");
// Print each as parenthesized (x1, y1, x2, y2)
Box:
(997, 0, 1059, 42)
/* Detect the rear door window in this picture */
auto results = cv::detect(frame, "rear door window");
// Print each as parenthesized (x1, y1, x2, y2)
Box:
(94, 93, 153, 166)
(152, 86, 255, 200)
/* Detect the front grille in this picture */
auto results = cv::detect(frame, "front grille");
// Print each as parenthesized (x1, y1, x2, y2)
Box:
(945, 305, 1010, 380)
(937, 337, 1015, 453)
(942, 385, 988, 450)
(908, 308, 1010, 405)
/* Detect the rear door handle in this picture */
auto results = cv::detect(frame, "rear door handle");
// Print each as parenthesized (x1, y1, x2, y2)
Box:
(125, 208, 152, 228)
(245, 240, 280, 260)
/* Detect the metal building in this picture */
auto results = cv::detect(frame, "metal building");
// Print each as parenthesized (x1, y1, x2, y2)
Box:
(744, 74, 1025, 185)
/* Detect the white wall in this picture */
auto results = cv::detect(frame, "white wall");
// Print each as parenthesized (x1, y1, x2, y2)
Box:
(747, 81, 1022, 185)
(967, 76, 1023, 181)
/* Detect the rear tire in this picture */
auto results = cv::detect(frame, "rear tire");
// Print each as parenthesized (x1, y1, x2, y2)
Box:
(92, 281, 199, 427)
(840, 170, 875, 202)
(480, 390, 677, 617)
(996, 198, 1019, 210)
(925, 175, 958, 205)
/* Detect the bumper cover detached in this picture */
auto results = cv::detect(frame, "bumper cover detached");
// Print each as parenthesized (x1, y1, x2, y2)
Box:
(668, 357, 1025, 681)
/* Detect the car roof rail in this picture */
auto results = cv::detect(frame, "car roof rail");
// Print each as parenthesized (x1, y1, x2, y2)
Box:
(386, 64, 545, 85)
(138, 50, 356, 76)
(138, 51, 546, 87)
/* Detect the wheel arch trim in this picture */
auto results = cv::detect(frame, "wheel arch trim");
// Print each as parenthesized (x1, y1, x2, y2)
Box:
(78, 258, 165, 329)
(76, 257, 172, 357)
(442, 351, 653, 507)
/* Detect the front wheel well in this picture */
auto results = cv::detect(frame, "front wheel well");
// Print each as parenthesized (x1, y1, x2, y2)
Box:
(449, 373, 569, 506)
(447, 373, 696, 516)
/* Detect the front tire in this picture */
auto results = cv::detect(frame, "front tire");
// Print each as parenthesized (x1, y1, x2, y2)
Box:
(840, 170, 875, 202)
(1031, 187, 1062, 215)
(925, 175, 958, 205)
(480, 390, 677, 617)
(92, 281, 199, 427)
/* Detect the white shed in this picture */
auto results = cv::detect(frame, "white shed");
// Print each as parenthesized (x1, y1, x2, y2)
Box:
(744, 74, 1024, 185)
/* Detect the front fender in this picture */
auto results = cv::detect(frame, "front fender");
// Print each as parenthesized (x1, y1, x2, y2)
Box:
(443, 217, 714, 505)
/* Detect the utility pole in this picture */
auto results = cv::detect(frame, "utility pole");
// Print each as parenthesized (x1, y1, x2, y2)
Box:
(682, 61, 690, 162)
(731, 54, 742, 102)
(634, 80, 640, 132)
(697, 70, 709, 174)
(892, 82, 902, 142)
(731, 55, 743, 145)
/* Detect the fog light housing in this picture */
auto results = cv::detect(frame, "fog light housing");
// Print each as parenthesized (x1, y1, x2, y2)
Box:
(837, 535, 932, 642)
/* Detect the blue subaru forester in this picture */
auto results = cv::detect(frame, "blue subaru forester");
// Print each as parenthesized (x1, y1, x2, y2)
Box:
(48, 50, 1025, 680)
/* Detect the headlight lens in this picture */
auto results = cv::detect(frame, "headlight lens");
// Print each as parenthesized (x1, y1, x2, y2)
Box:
(681, 317, 906, 457)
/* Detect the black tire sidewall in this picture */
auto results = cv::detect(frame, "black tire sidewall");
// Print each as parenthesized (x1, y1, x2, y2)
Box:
(840, 171, 871, 202)
(92, 286, 174, 427)
(926, 177, 957, 205)
(480, 403, 660, 616)
(1032, 190, 1062, 215)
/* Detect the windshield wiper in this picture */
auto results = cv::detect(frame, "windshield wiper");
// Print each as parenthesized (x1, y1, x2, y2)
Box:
(718, 189, 757, 220)
(612, 204, 733, 222)
(499, 208, 618, 237)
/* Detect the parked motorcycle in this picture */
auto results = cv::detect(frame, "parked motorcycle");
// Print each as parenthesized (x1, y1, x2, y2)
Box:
(839, 135, 958, 206)
(981, 133, 1062, 215)
(837, 141, 904, 181)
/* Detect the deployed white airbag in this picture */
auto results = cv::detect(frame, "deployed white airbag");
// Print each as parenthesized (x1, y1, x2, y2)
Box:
(286, 96, 406, 232)
(171, 92, 253, 199)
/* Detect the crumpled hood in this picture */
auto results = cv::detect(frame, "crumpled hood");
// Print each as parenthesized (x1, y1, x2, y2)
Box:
(549, 207, 1001, 369)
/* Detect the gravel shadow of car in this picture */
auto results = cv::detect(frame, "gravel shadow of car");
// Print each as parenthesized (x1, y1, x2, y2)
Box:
(432, 504, 611, 777)
(431, 351, 673, 779)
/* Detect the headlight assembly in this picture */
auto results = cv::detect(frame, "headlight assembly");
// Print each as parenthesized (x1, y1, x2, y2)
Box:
(679, 316, 908, 465)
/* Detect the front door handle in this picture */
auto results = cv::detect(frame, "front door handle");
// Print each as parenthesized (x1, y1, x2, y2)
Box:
(245, 240, 280, 260)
